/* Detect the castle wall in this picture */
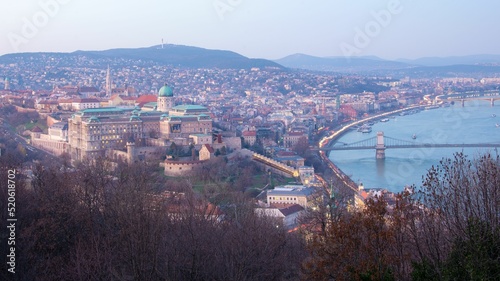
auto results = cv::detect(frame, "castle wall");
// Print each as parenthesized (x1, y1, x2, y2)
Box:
(31, 134, 69, 156)
(164, 160, 203, 177)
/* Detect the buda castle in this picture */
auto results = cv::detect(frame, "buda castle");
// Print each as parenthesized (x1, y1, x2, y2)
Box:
(32, 84, 238, 163)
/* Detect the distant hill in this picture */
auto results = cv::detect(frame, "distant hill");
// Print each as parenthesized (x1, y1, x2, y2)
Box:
(3, 45, 500, 76)
(0, 45, 284, 70)
(274, 53, 500, 76)
(274, 53, 412, 73)
(398, 64, 500, 77)
(396, 54, 500, 67)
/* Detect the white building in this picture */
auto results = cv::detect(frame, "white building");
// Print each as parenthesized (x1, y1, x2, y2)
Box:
(255, 204, 305, 229)
(48, 122, 68, 142)
(266, 185, 315, 208)
(72, 98, 101, 110)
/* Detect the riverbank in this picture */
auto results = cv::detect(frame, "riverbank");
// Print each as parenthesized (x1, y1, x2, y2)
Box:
(318, 105, 428, 195)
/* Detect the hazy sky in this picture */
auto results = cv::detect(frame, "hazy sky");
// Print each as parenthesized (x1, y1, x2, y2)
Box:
(1, 0, 499, 60)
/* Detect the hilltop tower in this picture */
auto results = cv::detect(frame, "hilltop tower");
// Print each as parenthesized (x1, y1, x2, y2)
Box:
(157, 83, 174, 112)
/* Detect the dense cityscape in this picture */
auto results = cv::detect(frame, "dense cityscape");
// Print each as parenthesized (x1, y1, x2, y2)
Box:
(1, 1, 500, 280)
(1, 47, 499, 280)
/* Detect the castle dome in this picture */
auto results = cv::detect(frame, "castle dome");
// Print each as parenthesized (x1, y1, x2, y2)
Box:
(158, 84, 173, 97)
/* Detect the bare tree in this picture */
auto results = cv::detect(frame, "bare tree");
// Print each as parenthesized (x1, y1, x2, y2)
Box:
(292, 136, 309, 157)
(302, 197, 398, 281)
(410, 152, 500, 280)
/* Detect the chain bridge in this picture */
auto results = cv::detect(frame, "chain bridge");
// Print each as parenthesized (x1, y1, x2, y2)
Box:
(322, 131, 500, 159)
(439, 91, 500, 106)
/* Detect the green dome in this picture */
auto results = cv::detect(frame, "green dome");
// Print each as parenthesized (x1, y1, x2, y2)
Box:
(158, 84, 173, 97)
(89, 116, 100, 123)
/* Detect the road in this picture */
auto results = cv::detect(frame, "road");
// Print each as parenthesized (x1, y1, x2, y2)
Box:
(1, 117, 61, 164)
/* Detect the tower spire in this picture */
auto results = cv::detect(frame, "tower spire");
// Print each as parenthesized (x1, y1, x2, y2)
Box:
(105, 65, 112, 96)
(4, 77, 10, 90)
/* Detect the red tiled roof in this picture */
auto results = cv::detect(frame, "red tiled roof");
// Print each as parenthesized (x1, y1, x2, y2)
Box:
(38, 100, 58, 104)
(360, 190, 369, 200)
(242, 131, 257, 137)
(202, 144, 215, 153)
(57, 99, 72, 103)
(135, 94, 157, 103)
(279, 204, 304, 216)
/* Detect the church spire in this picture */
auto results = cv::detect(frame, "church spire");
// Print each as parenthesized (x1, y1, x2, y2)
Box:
(105, 65, 112, 96)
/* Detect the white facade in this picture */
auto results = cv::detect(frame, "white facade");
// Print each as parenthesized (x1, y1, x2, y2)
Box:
(72, 99, 101, 110)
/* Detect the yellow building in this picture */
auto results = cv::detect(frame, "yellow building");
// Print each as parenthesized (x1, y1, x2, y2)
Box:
(266, 185, 315, 208)
(160, 114, 212, 139)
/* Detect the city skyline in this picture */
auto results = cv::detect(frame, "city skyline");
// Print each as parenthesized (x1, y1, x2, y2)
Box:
(1, 0, 500, 60)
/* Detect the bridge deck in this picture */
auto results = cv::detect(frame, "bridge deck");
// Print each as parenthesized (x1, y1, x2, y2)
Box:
(324, 143, 500, 151)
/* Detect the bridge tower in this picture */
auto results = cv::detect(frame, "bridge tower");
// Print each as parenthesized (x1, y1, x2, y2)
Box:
(376, 131, 386, 159)
(491, 98, 494, 106)
(461, 99, 465, 107)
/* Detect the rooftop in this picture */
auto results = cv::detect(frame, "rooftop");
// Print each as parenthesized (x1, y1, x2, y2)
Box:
(142, 102, 157, 108)
(50, 122, 68, 130)
(278, 204, 304, 216)
(72, 98, 100, 103)
(136, 94, 158, 105)
(171, 104, 208, 111)
(158, 84, 173, 97)
(242, 131, 257, 137)
(275, 156, 305, 161)
(78, 107, 124, 114)
(163, 115, 212, 122)
(267, 185, 314, 197)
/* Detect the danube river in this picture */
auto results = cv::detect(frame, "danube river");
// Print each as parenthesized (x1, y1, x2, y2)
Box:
(328, 101, 500, 193)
